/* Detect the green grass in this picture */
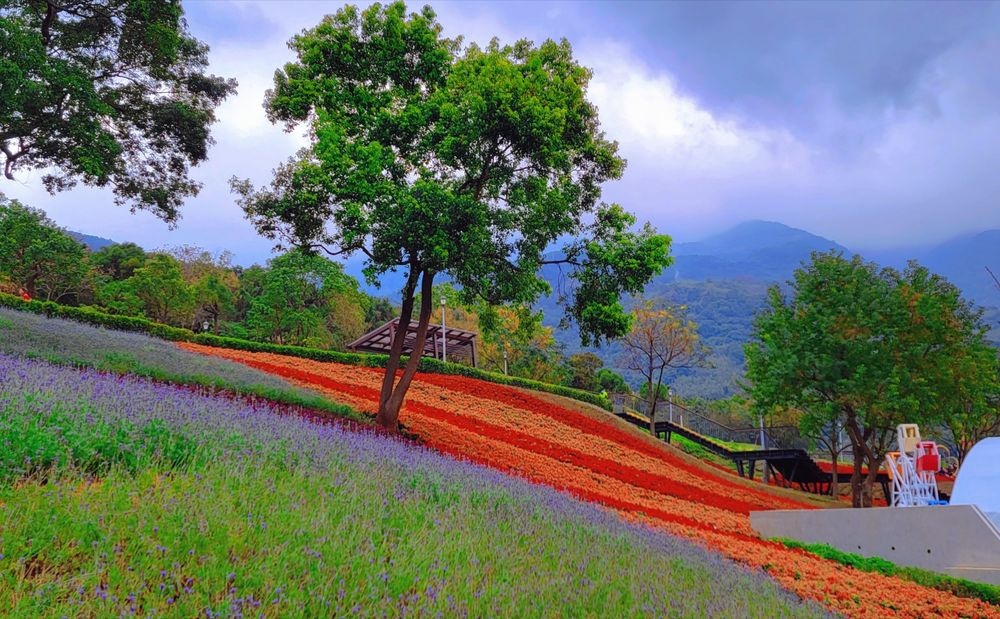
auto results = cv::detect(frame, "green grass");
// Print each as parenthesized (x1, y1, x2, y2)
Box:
(777, 539, 1000, 606)
(0, 307, 369, 425)
(0, 356, 831, 618)
(0, 462, 828, 618)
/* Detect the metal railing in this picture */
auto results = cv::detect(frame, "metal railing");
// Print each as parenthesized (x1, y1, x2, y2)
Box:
(611, 393, 806, 450)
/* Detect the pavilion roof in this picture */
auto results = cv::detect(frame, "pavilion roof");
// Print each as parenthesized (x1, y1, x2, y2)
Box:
(347, 318, 478, 363)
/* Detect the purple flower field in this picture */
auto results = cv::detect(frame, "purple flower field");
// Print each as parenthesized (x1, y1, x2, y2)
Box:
(0, 353, 830, 617)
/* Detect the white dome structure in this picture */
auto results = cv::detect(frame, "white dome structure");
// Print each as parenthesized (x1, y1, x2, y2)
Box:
(950, 437, 1000, 525)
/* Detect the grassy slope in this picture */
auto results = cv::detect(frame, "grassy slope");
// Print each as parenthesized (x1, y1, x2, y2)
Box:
(0, 354, 830, 618)
(0, 308, 367, 424)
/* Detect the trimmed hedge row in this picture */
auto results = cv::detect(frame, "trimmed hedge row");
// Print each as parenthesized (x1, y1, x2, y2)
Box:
(0, 293, 611, 411)
(778, 538, 1000, 606)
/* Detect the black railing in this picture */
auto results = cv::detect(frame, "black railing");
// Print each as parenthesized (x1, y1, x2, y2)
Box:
(611, 393, 806, 450)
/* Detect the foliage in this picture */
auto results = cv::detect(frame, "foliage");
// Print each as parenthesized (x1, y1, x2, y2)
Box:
(745, 252, 998, 507)
(232, 2, 671, 430)
(620, 299, 710, 432)
(0, 0, 236, 220)
(0, 195, 88, 301)
(0, 294, 611, 410)
(90, 242, 147, 281)
(594, 368, 629, 394)
(566, 352, 604, 392)
(777, 539, 1000, 606)
(245, 249, 367, 348)
(113, 253, 195, 324)
(475, 301, 569, 385)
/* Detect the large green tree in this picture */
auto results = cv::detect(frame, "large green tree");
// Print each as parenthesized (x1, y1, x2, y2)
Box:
(246, 249, 365, 349)
(232, 3, 671, 431)
(0, 196, 88, 301)
(746, 252, 997, 507)
(91, 242, 146, 281)
(0, 0, 236, 221)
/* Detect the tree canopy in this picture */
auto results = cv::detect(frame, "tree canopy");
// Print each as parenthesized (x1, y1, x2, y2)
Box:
(233, 2, 671, 430)
(620, 299, 710, 432)
(745, 252, 998, 507)
(0, 195, 88, 301)
(0, 0, 237, 222)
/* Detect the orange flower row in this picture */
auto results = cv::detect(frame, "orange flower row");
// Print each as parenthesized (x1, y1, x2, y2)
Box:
(176, 343, 999, 618)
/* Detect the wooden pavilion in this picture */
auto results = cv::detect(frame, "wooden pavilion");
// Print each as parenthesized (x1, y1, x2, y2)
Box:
(347, 318, 479, 367)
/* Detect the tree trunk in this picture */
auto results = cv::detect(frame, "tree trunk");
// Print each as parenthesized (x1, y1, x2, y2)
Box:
(828, 422, 840, 499)
(376, 269, 433, 432)
(828, 445, 839, 499)
(862, 456, 880, 508)
(850, 441, 865, 508)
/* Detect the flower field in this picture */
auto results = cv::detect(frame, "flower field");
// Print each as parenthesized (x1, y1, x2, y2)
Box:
(178, 343, 1000, 618)
(0, 352, 830, 618)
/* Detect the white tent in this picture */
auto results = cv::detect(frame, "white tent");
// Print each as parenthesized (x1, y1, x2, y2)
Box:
(950, 437, 1000, 525)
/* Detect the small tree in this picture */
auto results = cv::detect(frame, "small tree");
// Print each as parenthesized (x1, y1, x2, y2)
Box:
(124, 254, 194, 324)
(746, 252, 996, 507)
(233, 3, 671, 432)
(940, 343, 999, 463)
(595, 368, 629, 394)
(0, 196, 88, 301)
(620, 300, 710, 433)
(0, 0, 237, 221)
(91, 243, 147, 281)
(566, 352, 604, 392)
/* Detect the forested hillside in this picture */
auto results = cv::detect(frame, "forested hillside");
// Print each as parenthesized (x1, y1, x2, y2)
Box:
(543, 221, 1000, 399)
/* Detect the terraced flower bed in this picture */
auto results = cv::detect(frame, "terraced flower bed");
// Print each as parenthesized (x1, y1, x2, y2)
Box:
(0, 353, 830, 618)
(179, 343, 1000, 619)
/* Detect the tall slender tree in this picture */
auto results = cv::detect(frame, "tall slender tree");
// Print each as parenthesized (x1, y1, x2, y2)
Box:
(233, 3, 671, 432)
(620, 300, 710, 433)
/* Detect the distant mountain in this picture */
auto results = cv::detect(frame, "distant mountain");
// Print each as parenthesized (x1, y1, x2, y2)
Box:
(68, 231, 115, 251)
(662, 221, 850, 282)
(919, 230, 1000, 306)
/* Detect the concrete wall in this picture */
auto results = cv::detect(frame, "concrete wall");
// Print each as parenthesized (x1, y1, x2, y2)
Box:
(750, 505, 1000, 585)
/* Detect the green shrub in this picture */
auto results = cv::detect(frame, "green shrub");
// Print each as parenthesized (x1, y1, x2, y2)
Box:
(0, 293, 611, 410)
(778, 538, 1000, 606)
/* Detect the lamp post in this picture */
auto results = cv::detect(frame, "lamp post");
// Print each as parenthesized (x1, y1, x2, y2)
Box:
(668, 387, 674, 423)
(440, 297, 447, 363)
(503, 345, 509, 375)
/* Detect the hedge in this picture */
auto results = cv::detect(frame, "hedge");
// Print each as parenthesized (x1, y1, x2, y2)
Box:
(0, 293, 611, 411)
(777, 538, 1000, 606)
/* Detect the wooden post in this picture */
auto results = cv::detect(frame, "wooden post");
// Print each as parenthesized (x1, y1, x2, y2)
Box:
(470, 338, 478, 368)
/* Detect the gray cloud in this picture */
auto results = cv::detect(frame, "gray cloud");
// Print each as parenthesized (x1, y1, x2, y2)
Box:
(3, 0, 999, 265)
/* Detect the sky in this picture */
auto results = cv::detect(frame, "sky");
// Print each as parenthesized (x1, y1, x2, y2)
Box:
(4, 0, 1000, 266)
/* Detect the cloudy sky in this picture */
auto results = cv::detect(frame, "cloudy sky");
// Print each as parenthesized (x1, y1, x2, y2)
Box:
(5, 0, 1000, 266)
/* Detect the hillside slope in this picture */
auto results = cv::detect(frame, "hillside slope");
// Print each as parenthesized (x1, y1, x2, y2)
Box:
(178, 342, 997, 618)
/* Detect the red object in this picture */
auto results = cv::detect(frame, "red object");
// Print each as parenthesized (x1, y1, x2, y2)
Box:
(19, 290, 31, 301)
(916, 441, 940, 473)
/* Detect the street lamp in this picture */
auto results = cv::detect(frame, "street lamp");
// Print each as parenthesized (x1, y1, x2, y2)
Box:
(668, 387, 674, 424)
(503, 345, 509, 375)
(440, 297, 447, 363)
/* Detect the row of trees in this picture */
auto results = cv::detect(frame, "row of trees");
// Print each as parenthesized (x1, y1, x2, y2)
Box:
(0, 196, 388, 348)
